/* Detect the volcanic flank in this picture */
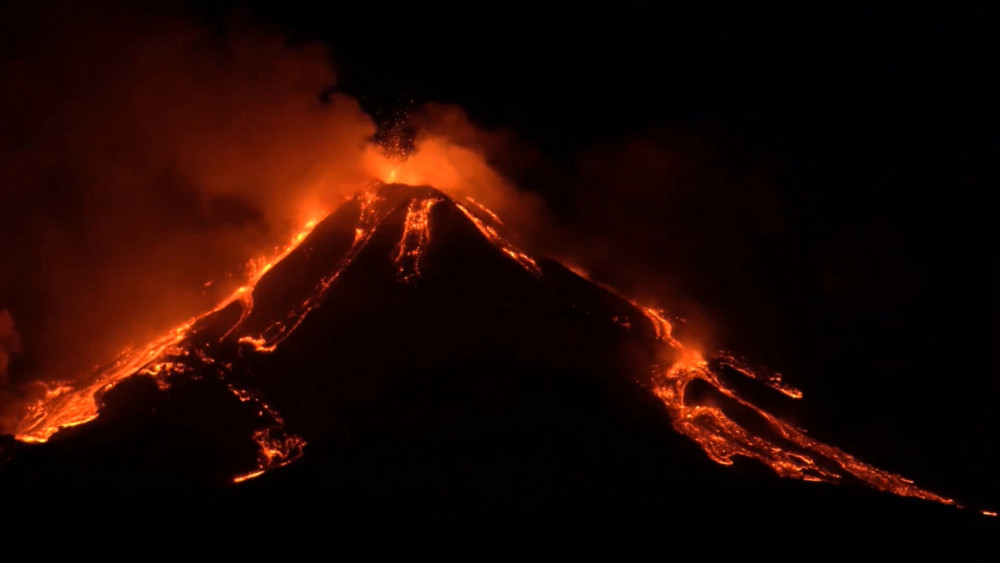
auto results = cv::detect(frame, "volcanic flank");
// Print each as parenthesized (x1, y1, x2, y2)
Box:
(0, 182, 992, 559)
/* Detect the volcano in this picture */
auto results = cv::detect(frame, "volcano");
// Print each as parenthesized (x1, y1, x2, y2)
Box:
(0, 183, 992, 560)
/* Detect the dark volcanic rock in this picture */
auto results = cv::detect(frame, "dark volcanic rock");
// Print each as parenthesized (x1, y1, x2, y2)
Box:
(0, 183, 992, 560)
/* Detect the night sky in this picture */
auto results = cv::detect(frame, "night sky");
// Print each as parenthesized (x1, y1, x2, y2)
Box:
(1, 0, 997, 538)
(193, 0, 999, 505)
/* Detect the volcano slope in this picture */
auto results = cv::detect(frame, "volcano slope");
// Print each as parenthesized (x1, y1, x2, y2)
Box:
(0, 183, 992, 560)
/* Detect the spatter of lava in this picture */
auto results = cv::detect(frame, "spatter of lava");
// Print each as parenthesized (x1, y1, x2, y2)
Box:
(7, 183, 967, 507)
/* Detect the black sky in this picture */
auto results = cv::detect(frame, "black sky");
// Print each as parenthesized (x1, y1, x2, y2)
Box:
(185, 0, 1000, 505)
(1, 0, 997, 508)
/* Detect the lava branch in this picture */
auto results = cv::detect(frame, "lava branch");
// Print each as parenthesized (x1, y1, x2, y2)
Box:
(10, 181, 973, 506)
(639, 306, 955, 505)
(232, 428, 307, 484)
(238, 185, 399, 353)
(454, 201, 541, 275)
(712, 352, 803, 399)
(554, 255, 960, 506)
(393, 196, 441, 283)
(15, 326, 194, 443)
(464, 196, 503, 224)
(226, 382, 306, 484)
(14, 207, 328, 444)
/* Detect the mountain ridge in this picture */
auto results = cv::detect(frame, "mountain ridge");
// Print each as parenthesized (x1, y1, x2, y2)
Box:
(0, 181, 991, 560)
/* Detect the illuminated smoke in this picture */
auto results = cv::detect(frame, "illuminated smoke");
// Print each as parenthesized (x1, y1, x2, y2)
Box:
(0, 310, 20, 378)
(394, 197, 442, 283)
(0, 3, 982, 512)
(362, 104, 548, 244)
(9, 180, 963, 502)
(0, 4, 376, 392)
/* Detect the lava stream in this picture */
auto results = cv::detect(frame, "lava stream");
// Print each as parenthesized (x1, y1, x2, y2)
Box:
(237, 185, 399, 353)
(14, 206, 327, 446)
(640, 306, 953, 505)
(9, 182, 970, 505)
(394, 197, 441, 283)
(454, 201, 540, 275)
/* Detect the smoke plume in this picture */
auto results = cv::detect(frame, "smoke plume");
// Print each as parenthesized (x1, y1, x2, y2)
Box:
(367, 108, 789, 356)
(0, 310, 20, 379)
(0, 3, 377, 389)
(363, 103, 549, 244)
(0, 3, 784, 434)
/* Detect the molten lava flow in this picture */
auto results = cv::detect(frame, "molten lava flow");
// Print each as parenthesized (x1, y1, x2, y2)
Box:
(15, 326, 194, 443)
(233, 429, 307, 484)
(237, 185, 400, 353)
(454, 201, 541, 275)
(464, 196, 503, 224)
(227, 385, 306, 484)
(639, 307, 954, 504)
(14, 208, 327, 464)
(394, 197, 441, 283)
(10, 181, 975, 505)
(712, 352, 803, 399)
(401, 191, 959, 505)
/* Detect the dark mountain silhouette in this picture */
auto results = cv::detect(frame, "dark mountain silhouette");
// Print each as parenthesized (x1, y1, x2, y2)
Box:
(0, 183, 992, 560)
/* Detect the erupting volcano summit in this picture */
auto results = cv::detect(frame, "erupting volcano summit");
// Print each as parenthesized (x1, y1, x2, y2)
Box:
(0, 182, 989, 559)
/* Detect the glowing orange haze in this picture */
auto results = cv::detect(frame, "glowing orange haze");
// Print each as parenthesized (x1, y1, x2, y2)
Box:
(363, 132, 545, 234)
(6, 148, 969, 506)
(0, 8, 980, 507)
(9, 129, 529, 481)
(0, 5, 554, 441)
(14, 211, 327, 443)
(0, 7, 381, 409)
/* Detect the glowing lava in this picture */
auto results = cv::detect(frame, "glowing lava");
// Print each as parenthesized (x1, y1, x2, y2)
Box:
(230, 393, 306, 484)
(455, 200, 541, 275)
(639, 306, 953, 504)
(9, 181, 979, 507)
(14, 207, 327, 480)
(15, 324, 195, 443)
(394, 197, 441, 283)
(235, 186, 397, 354)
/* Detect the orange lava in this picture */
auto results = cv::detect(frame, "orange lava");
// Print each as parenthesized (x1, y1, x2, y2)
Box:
(454, 201, 541, 275)
(9, 181, 979, 508)
(15, 323, 194, 443)
(234, 185, 394, 354)
(464, 196, 503, 224)
(394, 197, 441, 282)
(14, 207, 326, 473)
(228, 383, 306, 484)
(639, 306, 953, 504)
